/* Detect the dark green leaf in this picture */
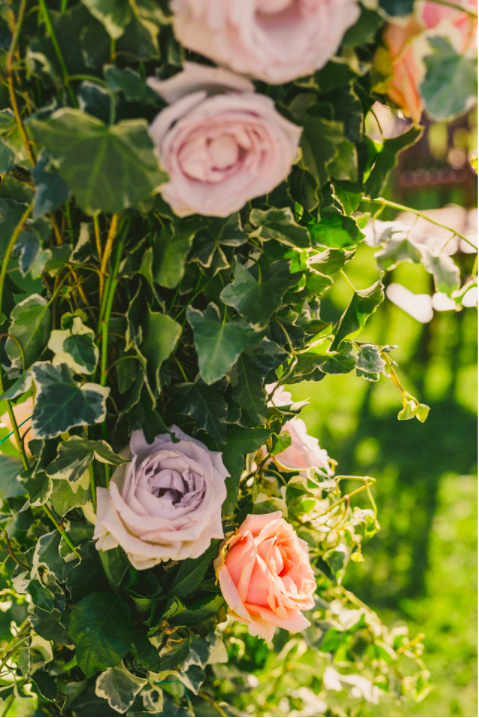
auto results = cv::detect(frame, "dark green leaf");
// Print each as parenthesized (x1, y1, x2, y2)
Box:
(331, 280, 384, 350)
(169, 380, 227, 443)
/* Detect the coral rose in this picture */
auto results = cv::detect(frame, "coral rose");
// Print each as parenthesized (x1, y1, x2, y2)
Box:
(384, 0, 477, 121)
(170, 0, 361, 84)
(147, 63, 301, 217)
(275, 416, 333, 474)
(215, 512, 316, 641)
(94, 426, 228, 570)
(0, 396, 34, 456)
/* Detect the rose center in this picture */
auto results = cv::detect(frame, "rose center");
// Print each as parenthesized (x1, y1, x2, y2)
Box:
(207, 135, 240, 170)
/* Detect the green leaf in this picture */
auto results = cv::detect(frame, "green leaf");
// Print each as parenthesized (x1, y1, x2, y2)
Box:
(80, 0, 132, 39)
(153, 220, 201, 289)
(141, 309, 182, 394)
(47, 436, 127, 482)
(31, 362, 109, 439)
(104, 64, 159, 104)
(169, 541, 220, 599)
(365, 125, 423, 198)
(48, 316, 99, 374)
(331, 280, 384, 351)
(249, 207, 310, 248)
(378, 0, 414, 16)
(421, 37, 477, 121)
(187, 304, 260, 385)
(421, 247, 461, 297)
(32, 153, 70, 219)
(6, 294, 51, 370)
(220, 426, 272, 516)
(19, 468, 53, 506)
(0, 455, 24, 500)
(168, 594, 225, 627)
(221, 260, 300, 329)
(356, 343, 386, 381)
(296, 116, 344, 197)
(29, 108, 167, 215)
(95, 662, 147, 713)
(328, 139, 358, 182)
(99, 546, 131, 592)
(271, 432, 292, 456)
(68, 592, 135, 678)
(310, 208, 364, 249)
(230, 353, 267, 424)
(169, 380, 227, 444)
(50, 479, 91, 518)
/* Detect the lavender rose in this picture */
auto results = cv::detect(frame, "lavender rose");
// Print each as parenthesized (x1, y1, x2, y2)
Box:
(170, 0, 361, 84)
(93, 426, 228, 570)
(147, 63, 301, 217)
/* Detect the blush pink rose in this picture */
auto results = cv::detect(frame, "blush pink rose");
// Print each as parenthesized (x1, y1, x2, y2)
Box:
(275, 416, 332, 474)
(384, 0, 477, 121)
(0, 396, 34, 456)
(215, 512, 316, 641)
(170, 0, 361, 84)
(93, 426, 228, 570)
(147, 63, 301, 217)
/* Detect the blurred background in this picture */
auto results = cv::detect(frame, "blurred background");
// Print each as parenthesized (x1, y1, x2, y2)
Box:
(291, 106, 478, 717)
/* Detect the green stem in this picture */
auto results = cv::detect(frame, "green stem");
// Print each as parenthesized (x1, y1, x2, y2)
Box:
(340, 269, 356, 292)
(428, 0, 477, 17)
(322, 479, 376, 515)
(89, 463, 97, 513)
(0, 203, 33, 472)
(37, 0, 77, 107)
(1, 691, 15, 717)
(42, 504, 80, 559)
(362, 197, 477, 250)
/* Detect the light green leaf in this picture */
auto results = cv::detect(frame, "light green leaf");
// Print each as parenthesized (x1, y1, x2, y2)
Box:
(30, 108, 167, 215)
(421, 37, 477, 121)
(331, 280, 384, 351)
(47, 436, 127, 482)
(421, 248, 461, 297)
(141, 309, 182, 394)
(31, 362, 109, 439)
(6, 295, 51, 370)
(68, 592, 135, 678)
(187, 304, 261, 385)
(48, 316, 99, 374)
(365, 126, 423, 199)
(153, 220, 201, 289)
(95, 662, 147, 713)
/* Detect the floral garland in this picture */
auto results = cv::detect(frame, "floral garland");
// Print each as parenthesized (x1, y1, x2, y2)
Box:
(0, 0, 476, 715)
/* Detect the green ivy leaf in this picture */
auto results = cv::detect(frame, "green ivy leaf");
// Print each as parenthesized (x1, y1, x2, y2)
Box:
(421, 37, 477, 121)
(47, 436, 127, 482)
(48, 316, 99, 374)
(220, 426, 272, 516)
(249, 207, 310, 248)
(95, 662, 147, 713)
(187, 304, 261, 385)
(0, 455, 24, 500)
(32, 153, 70, 219)
(365, 125, 423, 199)
(6, 294, 52, 370)
(310, 207, 364, 249)
(30, 108, 167, 215)
(80, 0, 132, 39)
(68, 592, 135, 678)
(421, 247, 461, 297)
(331, 280, 384, 351)
(230, 353, 267, 424)
(169, 380, 228, 444)
(168, 541, 220, 599)
(356, 343, 386, 381)
(31, 362, 109, 439)
(221, 260, 300, 329)
(153, 220, 202, 289)
(141, 309, 182, 394)
(296, 116, 344, 198)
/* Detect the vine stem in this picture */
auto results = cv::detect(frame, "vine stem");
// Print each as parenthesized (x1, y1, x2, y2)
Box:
(42, 505, 80, 559)
(198, 692, 228, 717)
(99, 214, 119, 302)
(37, 0, 77, 106)
(428, 0, 478, 17)
(362, 196, 477, 250)
(321, 479, 377, 515)
(6, 0, 36, 167)
(0, 202, 33, 472)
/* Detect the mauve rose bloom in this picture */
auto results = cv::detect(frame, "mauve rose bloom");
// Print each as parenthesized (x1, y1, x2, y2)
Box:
(170, 0, 361, 84)
(215, 512, 316, 641)
(384, 0, 477, 121)
(274, 416, 333, 474)
(94, 426, 228, 570)
(147, 63, 301, 217)
(0, 396, 34, 456)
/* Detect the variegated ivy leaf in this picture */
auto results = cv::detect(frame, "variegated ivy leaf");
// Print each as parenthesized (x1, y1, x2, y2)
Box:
(47, 436, 128, 483)
(95, 662, 147, 714)
(48, 316, 99, 374)
(31, 362, 109, 439)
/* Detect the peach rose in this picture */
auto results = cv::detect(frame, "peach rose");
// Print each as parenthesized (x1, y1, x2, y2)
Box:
(275, 416, 333, 474)
(0, 396, 34, 456)
(215, 512, 315, 641)
(384, 0, 477, 121)
(170, 0, 361, 84)
(94, 426, 228, 570)
(147, 63, 301, 217)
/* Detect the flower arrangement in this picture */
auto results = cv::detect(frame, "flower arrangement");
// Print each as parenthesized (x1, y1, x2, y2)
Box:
(0, 0, 476, 715)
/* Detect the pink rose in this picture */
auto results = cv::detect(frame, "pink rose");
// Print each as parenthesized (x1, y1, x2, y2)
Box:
(170, 0, 361, 84)
(0, 396, 34, 456)
(215, 512, 316, 641)
(275, 416, 332, 474)
(147, 63, 301, 217)
(384, 0, 477, 121)
(94, 426, 228, 570)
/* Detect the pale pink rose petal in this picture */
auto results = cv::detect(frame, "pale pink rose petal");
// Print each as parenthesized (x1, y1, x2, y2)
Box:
(274, 417, 332, 473)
